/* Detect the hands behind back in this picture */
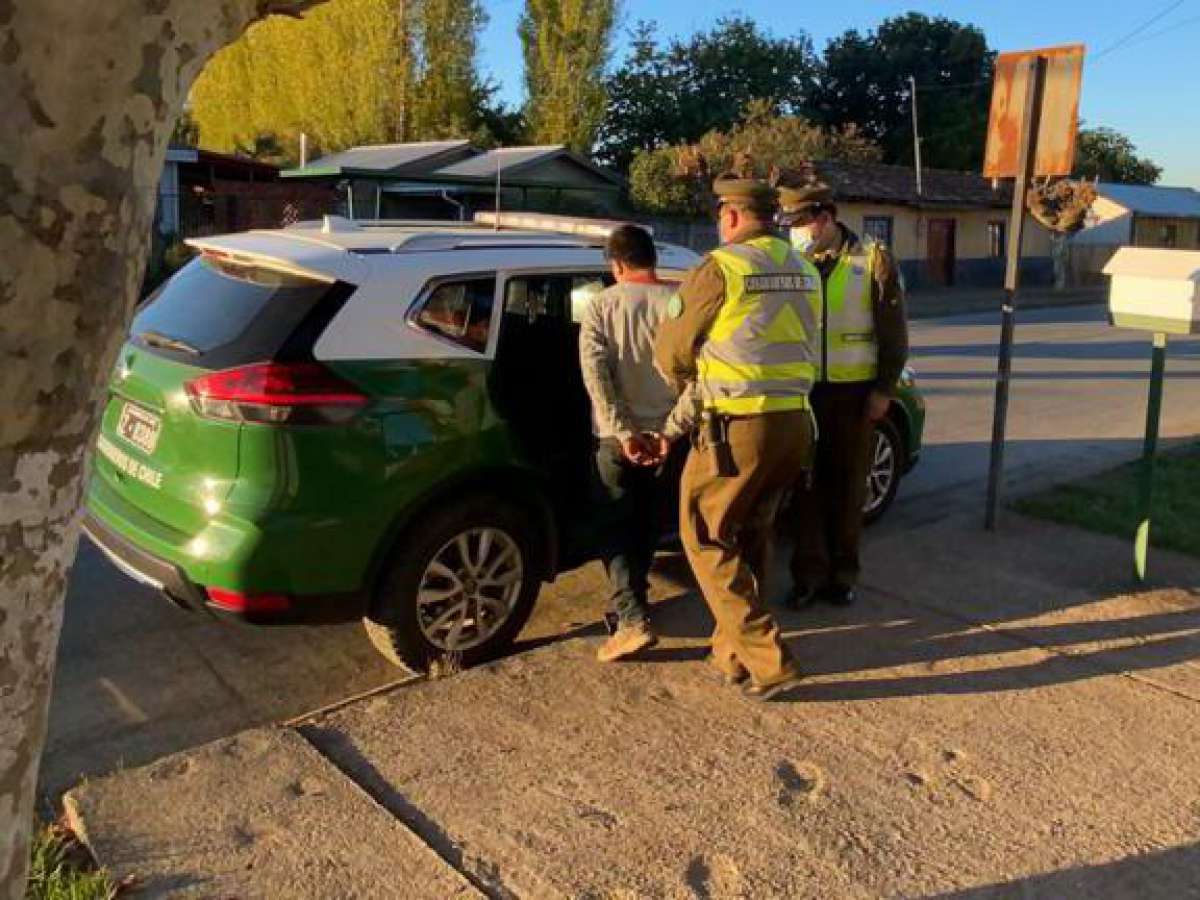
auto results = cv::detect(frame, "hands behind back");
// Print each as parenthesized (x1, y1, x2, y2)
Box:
(620, 432, 672, 467)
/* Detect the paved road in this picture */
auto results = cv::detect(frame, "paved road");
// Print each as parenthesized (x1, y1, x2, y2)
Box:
(41, 304, 1200, 803)
(880, 304, 1200, 533)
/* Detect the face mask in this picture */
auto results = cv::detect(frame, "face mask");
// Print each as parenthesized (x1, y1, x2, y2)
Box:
(790, 226, 816, 254)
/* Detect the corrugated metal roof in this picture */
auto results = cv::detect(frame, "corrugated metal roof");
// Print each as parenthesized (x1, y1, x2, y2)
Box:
(1097, 183, 1200, 218)
(304, 140, 471, 173)
(435, 146, 567, 179)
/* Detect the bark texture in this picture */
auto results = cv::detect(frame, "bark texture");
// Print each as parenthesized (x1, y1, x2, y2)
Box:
(0, 2, 323, 895)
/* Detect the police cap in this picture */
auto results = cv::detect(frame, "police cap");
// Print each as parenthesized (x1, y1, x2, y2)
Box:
(713, 176, 778, 217)
(778, 182, 834, 215)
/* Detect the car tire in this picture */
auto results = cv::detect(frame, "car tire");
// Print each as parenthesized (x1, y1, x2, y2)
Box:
(863, 418, 904, 526)
(363, 495, 541, 672)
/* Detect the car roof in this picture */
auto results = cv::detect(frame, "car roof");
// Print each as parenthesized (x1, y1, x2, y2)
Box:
(187, 216, 701, 284)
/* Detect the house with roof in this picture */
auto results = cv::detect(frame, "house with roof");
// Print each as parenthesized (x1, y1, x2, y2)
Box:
(1068, 182, 1200, 285)
(809, 160, 1056, 290)
(282, 140, 625, 221)
(156, 145, 335, 239)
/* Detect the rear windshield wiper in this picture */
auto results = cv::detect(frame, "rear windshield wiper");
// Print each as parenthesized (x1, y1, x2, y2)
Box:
(137, 330, 201, 356)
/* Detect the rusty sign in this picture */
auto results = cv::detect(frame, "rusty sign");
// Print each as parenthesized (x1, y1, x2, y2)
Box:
(983, 44, 1084, 179)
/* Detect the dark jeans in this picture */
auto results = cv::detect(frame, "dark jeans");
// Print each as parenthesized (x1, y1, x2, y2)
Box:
(592, 438, 666, 626)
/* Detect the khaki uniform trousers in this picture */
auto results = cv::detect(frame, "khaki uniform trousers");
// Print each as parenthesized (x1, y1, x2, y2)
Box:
(789, 382, 874, 591)
(680, 409, 814, 685)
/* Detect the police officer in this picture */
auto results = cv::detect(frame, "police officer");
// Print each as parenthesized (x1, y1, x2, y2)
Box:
(778, 183, 909, 608)
(654, 175, 821, 699)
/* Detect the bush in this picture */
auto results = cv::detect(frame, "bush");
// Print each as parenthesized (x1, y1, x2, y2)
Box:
(629, 99, 882, 216)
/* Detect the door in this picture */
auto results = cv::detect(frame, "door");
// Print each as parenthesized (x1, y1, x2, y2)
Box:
(491, 272, 605, 519)
(926, 218, 957, 287)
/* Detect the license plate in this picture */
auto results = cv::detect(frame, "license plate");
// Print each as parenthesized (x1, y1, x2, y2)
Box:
(117, 403, 161, 455)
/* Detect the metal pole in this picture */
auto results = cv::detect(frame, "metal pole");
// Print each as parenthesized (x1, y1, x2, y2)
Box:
(985, 55, 1047, 530)
(909, 75, 923, 197)
(494, 155, 502, 229)
(1134, 331, 1168, 583)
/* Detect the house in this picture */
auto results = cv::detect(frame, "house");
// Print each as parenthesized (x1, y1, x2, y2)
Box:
(156, 145, 336, 239)
(282, 141, 626, 220)
(809, 160, 1055, 290)
(648, 160, 1055, 290)
(1070, 183, 1200, 285)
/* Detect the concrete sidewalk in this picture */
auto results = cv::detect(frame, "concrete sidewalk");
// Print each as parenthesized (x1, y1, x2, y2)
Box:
(65, 513, 1200, 898)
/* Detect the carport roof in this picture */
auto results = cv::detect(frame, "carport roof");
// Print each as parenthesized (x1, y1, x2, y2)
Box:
(282, 141, 624, 190)
(292, 140, 472, 176)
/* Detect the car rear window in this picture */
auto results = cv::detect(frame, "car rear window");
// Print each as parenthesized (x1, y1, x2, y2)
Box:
(131, 255, 350, 369)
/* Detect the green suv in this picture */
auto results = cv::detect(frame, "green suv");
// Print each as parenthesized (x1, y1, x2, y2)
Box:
(84, 214, 925, 671)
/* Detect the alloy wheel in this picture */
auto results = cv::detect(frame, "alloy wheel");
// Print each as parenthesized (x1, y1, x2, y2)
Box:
(863, 428, 896, 515)
(416, 527, 524, 652)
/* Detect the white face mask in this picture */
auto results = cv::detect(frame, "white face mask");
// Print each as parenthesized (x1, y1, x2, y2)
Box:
(790, 226, 816, 254)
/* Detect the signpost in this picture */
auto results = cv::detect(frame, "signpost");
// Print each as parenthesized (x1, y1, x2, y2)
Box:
(981, 44, 1085, 530)
(1103, 246, 1200, 581)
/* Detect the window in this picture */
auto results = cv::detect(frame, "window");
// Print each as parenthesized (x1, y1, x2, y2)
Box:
(415, 277, 496, 354)
(568, 274, 613, 323)
(131, 255, 340, 370)
(988, 221, 1006, 258)
(1159, 222, 1178, 248)
(862, 216, 894, 248)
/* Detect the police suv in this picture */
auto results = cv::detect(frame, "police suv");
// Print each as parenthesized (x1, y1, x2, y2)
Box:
(84, 213, 925, 671)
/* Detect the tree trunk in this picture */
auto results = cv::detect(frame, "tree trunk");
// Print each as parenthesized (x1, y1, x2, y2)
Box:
(0, 2, 324, 895)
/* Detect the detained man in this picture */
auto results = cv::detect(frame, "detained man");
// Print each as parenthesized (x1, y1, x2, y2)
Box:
(580, 225, 695, 663)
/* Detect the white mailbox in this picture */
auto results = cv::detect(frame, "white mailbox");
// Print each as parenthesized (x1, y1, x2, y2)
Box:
(1104, 246, 1200, 335)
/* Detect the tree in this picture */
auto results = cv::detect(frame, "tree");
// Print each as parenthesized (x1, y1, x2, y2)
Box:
(0, 4, 330, 895)
(598, 18, 819, 171)
(629, 100, 882, 216)
(408, 0, 488, 140)
(1074, 126, 1162, 184)
(191, 0, 412, 161)
(817, 13, 994, 171)
(518, 0, 617, 153)
(190, 0, 493, 163)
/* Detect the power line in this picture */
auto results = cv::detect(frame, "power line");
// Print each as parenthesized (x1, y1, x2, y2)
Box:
(1091, 0, 1189, 61)
(1095, 11, 1200, 58)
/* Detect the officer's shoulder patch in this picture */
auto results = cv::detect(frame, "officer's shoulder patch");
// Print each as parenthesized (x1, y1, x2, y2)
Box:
(666, 294, 684, 319)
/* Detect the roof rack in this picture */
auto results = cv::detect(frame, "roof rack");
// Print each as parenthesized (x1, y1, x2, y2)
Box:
(473, 211, 653, 240)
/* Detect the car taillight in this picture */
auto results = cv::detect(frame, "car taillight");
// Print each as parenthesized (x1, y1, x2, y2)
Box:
(185, 362, 367, 425)
(207, 587, 291, 614)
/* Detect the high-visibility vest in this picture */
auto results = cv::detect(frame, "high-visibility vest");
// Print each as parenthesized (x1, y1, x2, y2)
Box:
(696, 235, 820, 415)
(818, 241, 881, 383)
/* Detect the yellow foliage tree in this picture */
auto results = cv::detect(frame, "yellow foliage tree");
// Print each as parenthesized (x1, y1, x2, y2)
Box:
(190, 0, 486, 161)
(518, 0, 616, 153)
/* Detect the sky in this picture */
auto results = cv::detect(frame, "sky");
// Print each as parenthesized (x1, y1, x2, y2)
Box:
(478, 0, 1200, 186)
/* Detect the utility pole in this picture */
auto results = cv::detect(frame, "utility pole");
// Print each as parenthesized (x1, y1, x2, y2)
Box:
(909, 75, 923, 196)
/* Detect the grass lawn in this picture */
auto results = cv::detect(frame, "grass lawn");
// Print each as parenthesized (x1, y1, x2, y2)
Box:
(1015, 444, 1200, 558)
(25, 823, 117, 900)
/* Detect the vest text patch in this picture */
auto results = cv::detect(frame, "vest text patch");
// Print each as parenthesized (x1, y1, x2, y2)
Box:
(744, 274, 817, 293)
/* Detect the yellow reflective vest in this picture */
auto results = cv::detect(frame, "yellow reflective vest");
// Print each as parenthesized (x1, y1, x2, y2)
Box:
(800, 237, 882, 383)
(696, 235, 821, 415)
